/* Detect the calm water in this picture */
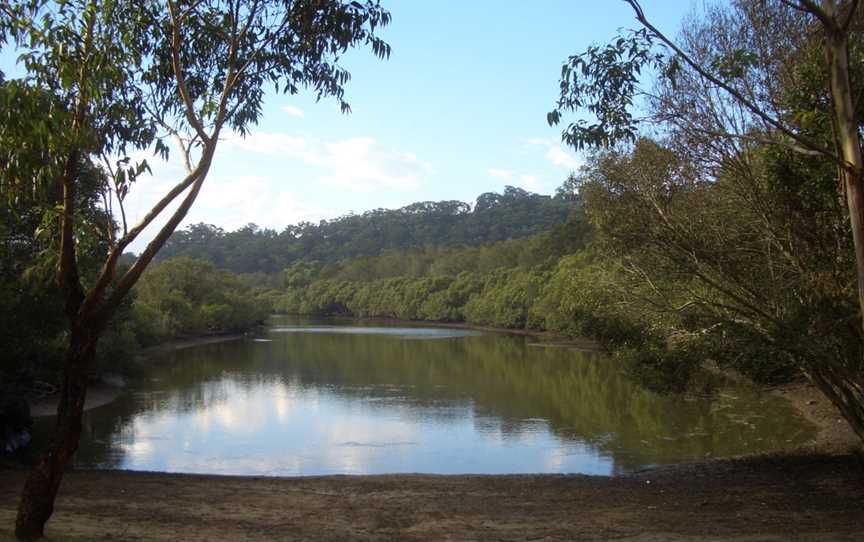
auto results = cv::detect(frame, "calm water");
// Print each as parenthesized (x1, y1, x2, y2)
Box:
(38, 318, 815, 476)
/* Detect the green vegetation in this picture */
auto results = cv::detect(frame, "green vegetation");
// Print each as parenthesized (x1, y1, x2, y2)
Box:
(2, 0, 391, 537)
(133, 257, 270, 341)
(155, 185, 575, 273)
(2, 0, 864, 538)
(547, 1, 864, 439)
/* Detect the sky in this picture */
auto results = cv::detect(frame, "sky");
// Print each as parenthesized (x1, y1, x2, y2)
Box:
(2, 1, 694, 253)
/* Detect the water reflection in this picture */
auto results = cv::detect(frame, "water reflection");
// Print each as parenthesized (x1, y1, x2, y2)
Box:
(36, 318, 816, 476)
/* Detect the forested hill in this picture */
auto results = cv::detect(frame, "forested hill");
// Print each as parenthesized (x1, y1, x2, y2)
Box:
(155, 186, 577, 274)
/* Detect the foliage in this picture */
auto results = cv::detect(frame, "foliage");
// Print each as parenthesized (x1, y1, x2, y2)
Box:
(3, 0, 394, 535)
(134, 257, 270, 338)
(548, 0, 864, 441)
(155, 186, 577, 273)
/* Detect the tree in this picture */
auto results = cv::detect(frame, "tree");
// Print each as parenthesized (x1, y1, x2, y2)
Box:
(550, 0, 864, 326)
(1, 0, 390, 538)
(548, 0, 864, 441)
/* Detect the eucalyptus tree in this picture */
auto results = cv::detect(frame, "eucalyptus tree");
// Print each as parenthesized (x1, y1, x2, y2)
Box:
(1, 0, 390, 539)
(548, 0, 864, 441)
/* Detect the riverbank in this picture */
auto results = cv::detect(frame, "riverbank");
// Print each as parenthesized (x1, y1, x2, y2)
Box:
(26, 333, 249, 419)
(772, 382, 861, 455)
(1, 452, 862, 541)
(298, 314, 605, 350)
(4, 323, 862, 540)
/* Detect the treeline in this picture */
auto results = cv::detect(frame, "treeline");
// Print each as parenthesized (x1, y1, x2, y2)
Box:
(269, 211, 591, 324)
(155, 185, 576, 274)
(268, 142, 840, 395)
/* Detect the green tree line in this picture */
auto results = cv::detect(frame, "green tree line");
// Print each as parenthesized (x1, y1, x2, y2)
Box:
(154, 185, 576, 274)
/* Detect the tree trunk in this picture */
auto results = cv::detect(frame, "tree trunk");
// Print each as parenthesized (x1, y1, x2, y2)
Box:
(14, 323, 97, 541)
(823, 2, 864, 335)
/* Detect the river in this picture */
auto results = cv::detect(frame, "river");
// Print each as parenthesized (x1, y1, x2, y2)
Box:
(33, 317, 815, 476)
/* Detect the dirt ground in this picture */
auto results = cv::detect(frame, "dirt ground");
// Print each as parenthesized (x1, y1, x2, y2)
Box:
(0, 452, 862, 541)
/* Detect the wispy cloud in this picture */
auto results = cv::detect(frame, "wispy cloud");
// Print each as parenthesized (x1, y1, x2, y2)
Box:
(282, 105, 305, 118)
(222, 131, 432, 192)
(488, 168, 514, 180)
(518, 174, 542, 192)
(544, 146, 580, 169)
(523, 137, 582, 170)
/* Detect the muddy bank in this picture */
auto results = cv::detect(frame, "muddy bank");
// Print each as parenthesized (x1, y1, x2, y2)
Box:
(138, 332, 248, 356)
(772, 382, 861, 455)
(28, 382, 124, 419)
(24, 333, 248, 420)
(1, 453, 862, 541)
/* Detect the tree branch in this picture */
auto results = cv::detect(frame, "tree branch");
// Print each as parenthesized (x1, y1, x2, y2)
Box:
(624, 0, 845, 169)
(97, 140, 218, 321)
(167, 0, 211, 145)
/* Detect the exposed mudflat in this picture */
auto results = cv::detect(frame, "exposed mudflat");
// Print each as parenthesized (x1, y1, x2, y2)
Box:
(0, 452, 862, 541)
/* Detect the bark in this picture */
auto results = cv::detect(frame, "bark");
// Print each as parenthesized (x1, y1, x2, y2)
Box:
(823, 2, 864, 336)
(14, 324, 98, 541)
(819, 1, 864, 441)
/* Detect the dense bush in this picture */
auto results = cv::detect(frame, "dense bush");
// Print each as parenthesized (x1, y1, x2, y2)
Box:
(133, 257, 270, 340)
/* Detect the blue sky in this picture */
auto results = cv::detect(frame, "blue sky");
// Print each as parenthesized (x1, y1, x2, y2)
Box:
(2, 1, 692, 252)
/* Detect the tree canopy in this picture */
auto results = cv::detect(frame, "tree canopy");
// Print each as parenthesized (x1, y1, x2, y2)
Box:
(153, 186, 576, 273)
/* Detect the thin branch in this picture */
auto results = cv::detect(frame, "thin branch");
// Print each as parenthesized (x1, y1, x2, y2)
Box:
(80, 158, 206, 318)
(796, 0, 838, 31)
(167, 0, 211, 144)
(841, 0, 860, 32)
(99, 184, 116, 248)
(98, 140, 218, 321)
(661, 117, 826, 156)
(173, 132, 193, 173)
(624, 0, 846, 170)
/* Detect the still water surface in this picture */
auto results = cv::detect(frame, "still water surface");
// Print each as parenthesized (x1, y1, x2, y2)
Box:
(44, 318, 815, 476)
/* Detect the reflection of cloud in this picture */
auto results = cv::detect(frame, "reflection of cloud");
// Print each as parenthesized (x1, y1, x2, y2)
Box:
(321, 417, 418, 474)
(119, 440, 154, 462)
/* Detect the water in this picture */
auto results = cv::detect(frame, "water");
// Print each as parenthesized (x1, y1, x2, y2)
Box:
(37, 317, 816, 476)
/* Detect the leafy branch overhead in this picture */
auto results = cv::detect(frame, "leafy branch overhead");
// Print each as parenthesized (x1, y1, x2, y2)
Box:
(547, 27, 665, 150)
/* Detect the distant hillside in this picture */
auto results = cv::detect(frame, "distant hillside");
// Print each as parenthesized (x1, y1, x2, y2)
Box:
(155, 186, 577, 274)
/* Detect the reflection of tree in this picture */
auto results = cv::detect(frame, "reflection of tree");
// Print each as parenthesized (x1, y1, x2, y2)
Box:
(44, 326, 815, 473)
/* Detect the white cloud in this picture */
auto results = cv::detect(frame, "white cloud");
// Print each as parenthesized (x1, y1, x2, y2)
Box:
(223, 131, 432, 192)
(115, 130, 431, 253)
(222, 131, 309, 156)
(518, 174, 542, 192)
(190, 174, 324, 230)
(523, 136, 582, 170)
(544, 146, 580, 169)
(282, 105, 305, 118)
(487, 168, 514, 180)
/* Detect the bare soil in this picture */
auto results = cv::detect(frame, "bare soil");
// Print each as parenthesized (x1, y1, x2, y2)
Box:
(0, 452, 862, 541)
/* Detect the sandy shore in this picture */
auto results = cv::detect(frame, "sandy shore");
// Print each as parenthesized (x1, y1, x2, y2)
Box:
(1, 452, 862, 541)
